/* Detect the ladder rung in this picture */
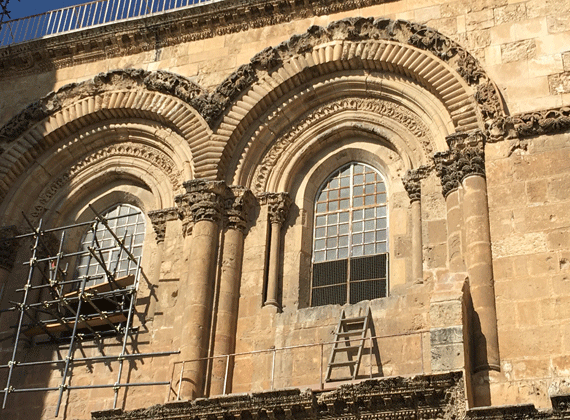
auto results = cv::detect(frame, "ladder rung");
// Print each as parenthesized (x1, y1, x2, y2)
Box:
(333, 345, 361, 351)
(338, 330, 365, 337)
(330, 360, 358, 367)
(341, 317, 367, 323)
(326, 376, 353, 382)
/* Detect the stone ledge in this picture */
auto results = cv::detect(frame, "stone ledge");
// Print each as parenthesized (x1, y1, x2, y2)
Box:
(92, 372, 465, 420)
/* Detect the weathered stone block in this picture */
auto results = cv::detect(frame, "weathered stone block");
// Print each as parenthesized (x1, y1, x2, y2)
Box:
(431, 343, 465, 371)
(501, 39, 537, 63)
(549, 72, 570, 94)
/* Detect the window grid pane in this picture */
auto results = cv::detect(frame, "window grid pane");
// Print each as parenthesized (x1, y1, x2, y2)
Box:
(76, 204, 145, 286)
(311, 162, 389, 306)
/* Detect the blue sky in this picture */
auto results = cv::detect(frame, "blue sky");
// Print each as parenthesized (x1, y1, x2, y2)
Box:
(6, 0, 85, 20)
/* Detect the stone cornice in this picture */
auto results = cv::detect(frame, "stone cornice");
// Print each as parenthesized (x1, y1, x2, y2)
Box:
(0, 0, 396, 81)
(490, 106, 570, 140)
(91, 371, 465, 420)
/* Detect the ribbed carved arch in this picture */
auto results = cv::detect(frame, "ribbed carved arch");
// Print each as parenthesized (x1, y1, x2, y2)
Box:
(0, 89, 208, 204)
(205, 17, 504, 180)
(215, 40, 475, 181)
(0, 120, 189, 225)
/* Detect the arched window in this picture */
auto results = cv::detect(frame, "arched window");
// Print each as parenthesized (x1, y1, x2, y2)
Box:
(76, 204, 146, 286)
(311, 163, 388, 307)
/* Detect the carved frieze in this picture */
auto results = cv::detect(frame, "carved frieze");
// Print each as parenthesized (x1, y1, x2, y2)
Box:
(402, 165, 431, 202)
(0, 18, 503, 136)
(91, 371, 465, 420)
(259, 192, 292, 226)
(434, 130, 486, 198)
(490, 106, 570, 140)
(253, 98, 432, 195)
(0, 226, 19, 271)
(148, 207, 179, 244)
(0, 69, 204, 143)
(29, 142, 183, 221)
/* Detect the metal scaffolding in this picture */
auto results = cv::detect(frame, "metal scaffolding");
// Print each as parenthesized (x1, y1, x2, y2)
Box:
(0, 205, 178, 417)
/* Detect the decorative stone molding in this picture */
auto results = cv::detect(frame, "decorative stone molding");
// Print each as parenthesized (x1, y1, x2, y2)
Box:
(0, 18, 502, 136)
(447, 131, 486, 180)
(30, 142, 183, 221)
(259, 193, 292, 225)
(91, 372, 465, 420)
(0, 69, 204, 143)
(148, 207, 179, 244)
(224, 187, 255, 233)
(402, 165, 431, 202)
(490, 106, 570, 140)
(175, 180, 228, 236)
(434, 130, 486, 198)
(0, 226, 19, 271)
(252, 97, 433, 194)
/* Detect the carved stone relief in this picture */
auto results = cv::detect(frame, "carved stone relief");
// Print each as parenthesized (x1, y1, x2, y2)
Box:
(30, 142, 183, 221)
(252, 98, 433, 195)
(148, 207, 179, 244)
(490, 106, 570, 140)
(402, 165, 431, 202)
(434, 130, 486, 198)
(0, 69, 204, 143)
(259, 192, 292, 226)
(224, 186, 255, 233)
(91, 371, 465, 420)
(0, 18, 502, 138)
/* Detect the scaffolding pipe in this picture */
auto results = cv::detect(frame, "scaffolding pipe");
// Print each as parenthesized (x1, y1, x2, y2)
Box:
(2, 219, 42, 409)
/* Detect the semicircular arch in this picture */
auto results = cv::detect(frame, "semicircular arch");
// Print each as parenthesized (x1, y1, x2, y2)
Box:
(204, 17, 504, 180)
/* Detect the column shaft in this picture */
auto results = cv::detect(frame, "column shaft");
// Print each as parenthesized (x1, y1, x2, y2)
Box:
(210, 227, 244, 395)
(265, 221, 281, 308)
(462, 175, 499, 372)
(180, 218, 219, 399)
(410, 200, 423, 282)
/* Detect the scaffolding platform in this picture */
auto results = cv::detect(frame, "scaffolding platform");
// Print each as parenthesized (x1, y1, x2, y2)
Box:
(0, 206, 178, 417)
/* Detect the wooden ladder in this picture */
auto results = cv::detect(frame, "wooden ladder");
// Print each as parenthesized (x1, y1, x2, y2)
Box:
(325, 306, 372, 382)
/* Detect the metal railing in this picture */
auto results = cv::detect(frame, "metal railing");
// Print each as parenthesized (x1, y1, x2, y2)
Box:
(0, 0, 223, 47)
(170, 329, 430, 400)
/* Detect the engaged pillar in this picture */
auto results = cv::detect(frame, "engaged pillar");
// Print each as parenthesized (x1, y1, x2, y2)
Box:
(449, 131, 500, 374)
(261, 193, 291, 311)
(402, 167, 428, 283)
(175, 180, 227, 400)
(210, 187, 254, 396)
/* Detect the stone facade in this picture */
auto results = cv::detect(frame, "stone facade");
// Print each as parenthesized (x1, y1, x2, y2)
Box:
(0, 0, 568, 418)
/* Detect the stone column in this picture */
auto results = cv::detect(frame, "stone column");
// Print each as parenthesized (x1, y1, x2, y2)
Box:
(147, 207, 178, 321)
(175, 180, 227, 400)
(435, 150, 465, 273)
(402, 167, 428, 283)
(210, 187, 254, 396)
(448, 131, 500, 375)
(261, 193, 291, 311)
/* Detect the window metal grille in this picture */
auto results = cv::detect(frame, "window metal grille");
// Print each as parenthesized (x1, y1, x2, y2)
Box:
(76, 204, 145, 285)
(311, 163, 388, 306)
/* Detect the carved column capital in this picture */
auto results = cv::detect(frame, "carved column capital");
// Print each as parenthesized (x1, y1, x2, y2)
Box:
(225, 186, 255, 233)
(447, 130, 486, 181)
(402, 165, 430, 202)
(260, 192, 292, 225)
(175, 180, 228, 236)
(435, 130, 486, 198)
(0, 226, 19, 271)
(148, 207, 179, 244)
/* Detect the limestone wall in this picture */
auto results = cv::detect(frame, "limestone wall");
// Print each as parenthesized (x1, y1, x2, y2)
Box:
(487, 132, 570, 408)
